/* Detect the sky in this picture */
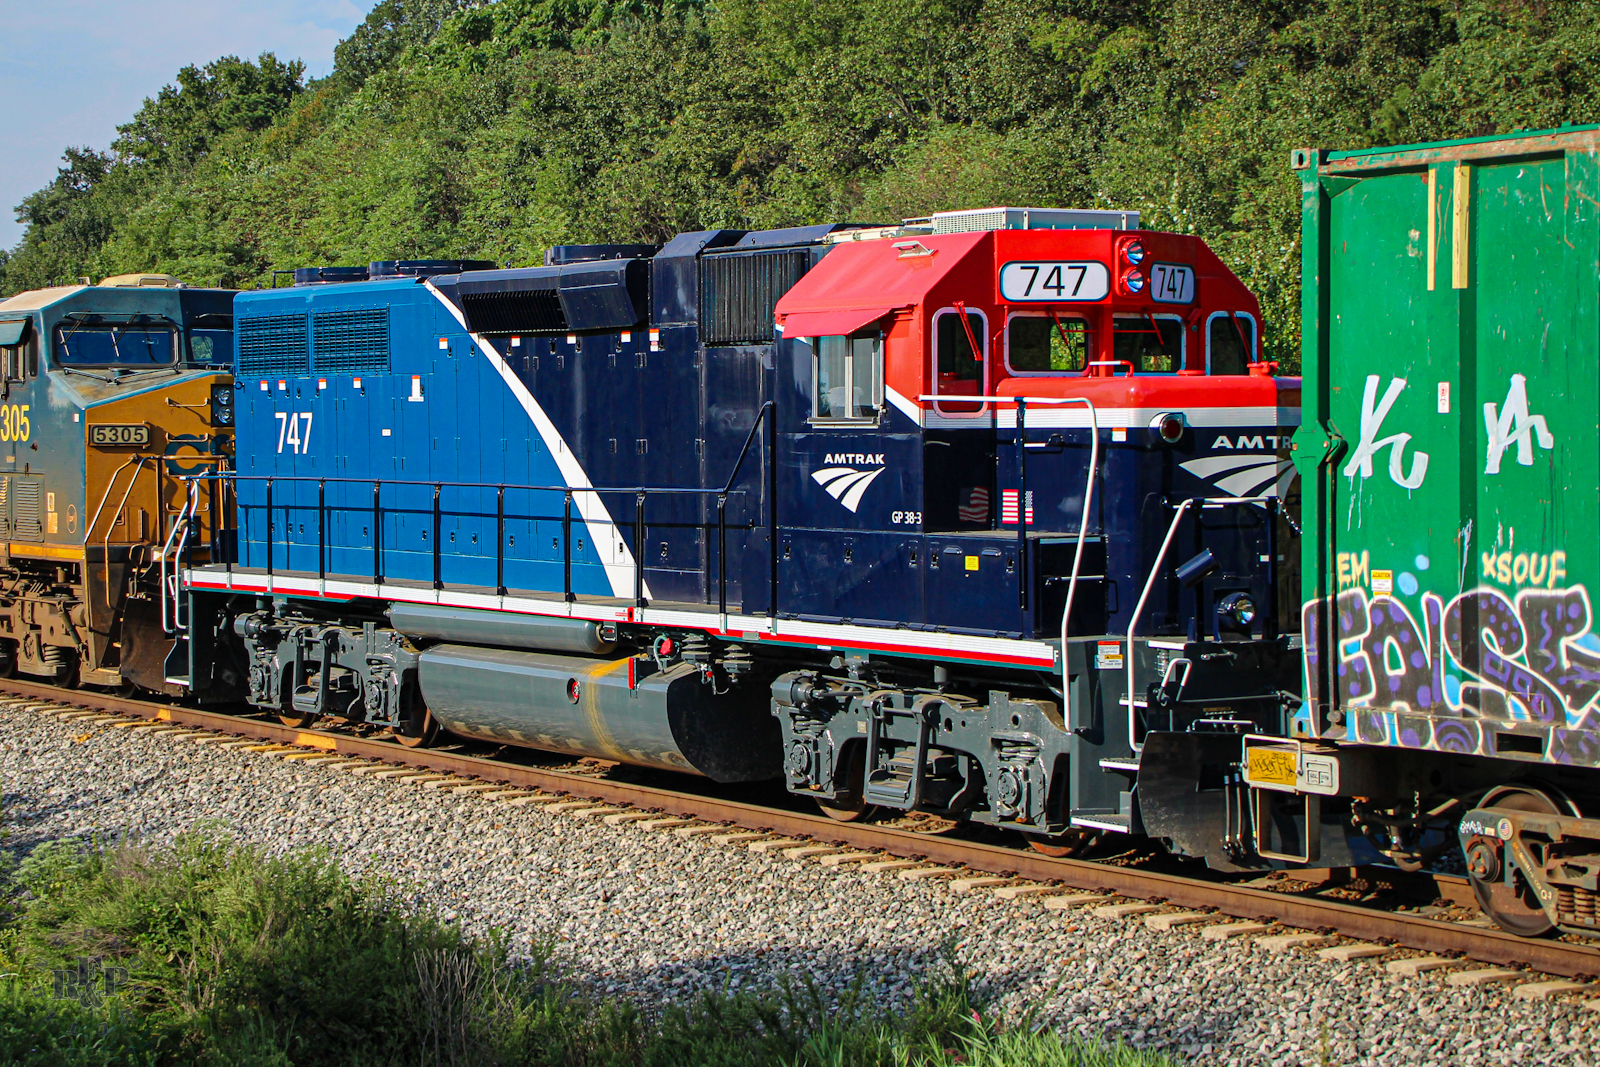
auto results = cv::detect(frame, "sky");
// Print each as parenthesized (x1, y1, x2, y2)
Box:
(0, 0, 370, 250)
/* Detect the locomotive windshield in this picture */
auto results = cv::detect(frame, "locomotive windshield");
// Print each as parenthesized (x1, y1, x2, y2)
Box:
(54, 322, 177, 367)
(1112, 314, 1184, 373)
(1207, 312, 1255, 375)
(187, 314, 233, 368)
(1006, 314, 1089, 374)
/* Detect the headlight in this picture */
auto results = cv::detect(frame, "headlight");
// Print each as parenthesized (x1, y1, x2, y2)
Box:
(1123, 240, 1146, 266)
(1157, 413, 1186, 443)
(1122, 270, 1146, 294)
(1219, 592, 1257, 631)
(210, 383, 235, 426)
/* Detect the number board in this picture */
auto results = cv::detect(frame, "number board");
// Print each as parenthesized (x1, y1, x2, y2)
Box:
(1149, 263, 1196, 304)
(89, 424, 151, 448)
(999, 261, 1109, 302)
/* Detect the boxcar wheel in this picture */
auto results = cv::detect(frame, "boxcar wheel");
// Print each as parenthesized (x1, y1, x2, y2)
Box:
(1469, 785, 1575, 938)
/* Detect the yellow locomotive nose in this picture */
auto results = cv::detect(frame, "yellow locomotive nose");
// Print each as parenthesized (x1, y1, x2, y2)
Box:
(0, 278, 234, 692)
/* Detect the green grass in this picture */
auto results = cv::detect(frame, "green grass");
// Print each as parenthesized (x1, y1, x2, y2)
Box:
(0, 830, 1180, 1066)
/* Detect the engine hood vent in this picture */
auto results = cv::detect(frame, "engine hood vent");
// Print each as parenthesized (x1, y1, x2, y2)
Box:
(440, 258, 649, 335)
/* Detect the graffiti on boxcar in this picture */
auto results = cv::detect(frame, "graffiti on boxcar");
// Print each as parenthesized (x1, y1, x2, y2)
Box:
(1483, 373, 1554, 475)
(1302, 579, 1600, 765)
(1342, 375, 1429, 490)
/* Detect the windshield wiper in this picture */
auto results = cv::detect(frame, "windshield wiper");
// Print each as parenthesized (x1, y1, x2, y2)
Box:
(58, 366, 117, 384)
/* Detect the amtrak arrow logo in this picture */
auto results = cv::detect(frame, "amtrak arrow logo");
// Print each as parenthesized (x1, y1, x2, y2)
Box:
(812, 467, 886, 513)
(1179, 455, 1296, 497)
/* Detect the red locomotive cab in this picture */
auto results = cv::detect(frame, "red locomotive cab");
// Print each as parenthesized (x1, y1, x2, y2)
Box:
(775, 210, 1300, 642)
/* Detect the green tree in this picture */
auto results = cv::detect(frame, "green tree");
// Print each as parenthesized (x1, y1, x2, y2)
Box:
(5, 147, 125, 291)
(112, 53, 307, 171)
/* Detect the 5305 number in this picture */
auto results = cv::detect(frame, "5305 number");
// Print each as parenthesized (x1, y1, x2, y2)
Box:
(0, 404, 30, 442)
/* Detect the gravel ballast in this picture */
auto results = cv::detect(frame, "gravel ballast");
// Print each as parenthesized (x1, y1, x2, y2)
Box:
(2, 701, 1594, 1066)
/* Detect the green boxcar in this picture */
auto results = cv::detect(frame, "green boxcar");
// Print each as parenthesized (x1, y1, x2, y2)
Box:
(1293, 126, 1600, 768)
(1291, 126, 1600, 936)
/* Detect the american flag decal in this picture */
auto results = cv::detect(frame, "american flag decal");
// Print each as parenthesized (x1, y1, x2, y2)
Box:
(1000, 489, 1035, 525)
(957, 487, 990, 523)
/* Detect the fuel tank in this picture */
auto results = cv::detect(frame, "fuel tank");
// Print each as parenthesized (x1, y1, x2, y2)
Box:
(416, 644, 779, 782)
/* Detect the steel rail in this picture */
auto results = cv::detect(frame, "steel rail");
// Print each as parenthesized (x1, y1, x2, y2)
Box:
(6, 676, 1598, 979)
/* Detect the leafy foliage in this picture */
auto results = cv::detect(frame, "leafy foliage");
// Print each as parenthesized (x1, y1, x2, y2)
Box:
(9, 0, 1600, 366)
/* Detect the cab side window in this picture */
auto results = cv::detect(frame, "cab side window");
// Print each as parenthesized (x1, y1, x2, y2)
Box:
(2, 338, 35, 382)
(812, 333, 882, 422)
(1208, 313, 1255, 375)
(0, 319, 32, 382)
(1006, 315, 1089, 374)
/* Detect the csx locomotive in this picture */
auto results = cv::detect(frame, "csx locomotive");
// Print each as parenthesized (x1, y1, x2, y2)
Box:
(10, 125, 1597, 941)
(0, 274, 231, 693)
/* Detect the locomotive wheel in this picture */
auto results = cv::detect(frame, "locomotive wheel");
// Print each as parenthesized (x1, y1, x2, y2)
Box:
(816, 746, 876, 822)
(818, 796, 877, 822)
(1469, 785, 1575, 938)
(1027, 830, 1099, 858)
(278, 709, 318, 729)
(393, 704, 439, 749)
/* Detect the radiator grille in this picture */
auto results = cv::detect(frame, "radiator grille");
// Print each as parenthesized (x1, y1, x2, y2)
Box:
(237, 313, 309, 376)
(699, 251, 809, 346)
(461, 289, 566, 334)
(312, 307, 390, 372)
(13, 479, 41, 541)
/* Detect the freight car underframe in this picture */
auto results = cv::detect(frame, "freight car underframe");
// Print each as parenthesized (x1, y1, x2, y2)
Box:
(169, 472, 1308, 858)
(1212, 732, 1600, 940)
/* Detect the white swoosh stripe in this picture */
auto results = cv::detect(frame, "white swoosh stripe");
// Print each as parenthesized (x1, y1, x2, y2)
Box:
(838, 469, 884, 512)
(812, 467, 859, 489)
(1216, 461, 1289, 496)
(425, 281, 645, 600)
(1179, 454, 1276, 478)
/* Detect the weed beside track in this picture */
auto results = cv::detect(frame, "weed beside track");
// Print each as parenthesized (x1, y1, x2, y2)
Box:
(0, 832, 1176, 1067)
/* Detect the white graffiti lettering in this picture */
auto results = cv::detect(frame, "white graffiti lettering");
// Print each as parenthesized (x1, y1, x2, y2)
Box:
(1341, 375, 1429, 489)
(1484, 374, 1554, 474)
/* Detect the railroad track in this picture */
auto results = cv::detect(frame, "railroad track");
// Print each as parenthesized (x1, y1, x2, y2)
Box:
(6, 676, 1599, 986)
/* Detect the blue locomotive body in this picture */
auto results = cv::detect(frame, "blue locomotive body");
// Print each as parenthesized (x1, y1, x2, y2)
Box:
(179, 210, 1307, 850)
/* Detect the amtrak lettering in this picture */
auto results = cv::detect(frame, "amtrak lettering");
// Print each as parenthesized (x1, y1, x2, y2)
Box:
(1210, 435, 1290, 449)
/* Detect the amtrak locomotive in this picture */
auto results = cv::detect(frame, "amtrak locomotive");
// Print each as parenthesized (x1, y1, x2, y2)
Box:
(168, 207, 1302, 856)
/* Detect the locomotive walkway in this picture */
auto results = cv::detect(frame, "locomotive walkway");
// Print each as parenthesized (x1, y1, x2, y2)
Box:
(3, 675, 1599, 984)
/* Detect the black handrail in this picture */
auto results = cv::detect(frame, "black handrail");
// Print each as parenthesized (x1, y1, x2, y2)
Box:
(715, 402, 777, 620)
(183, 468, 761, 611)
